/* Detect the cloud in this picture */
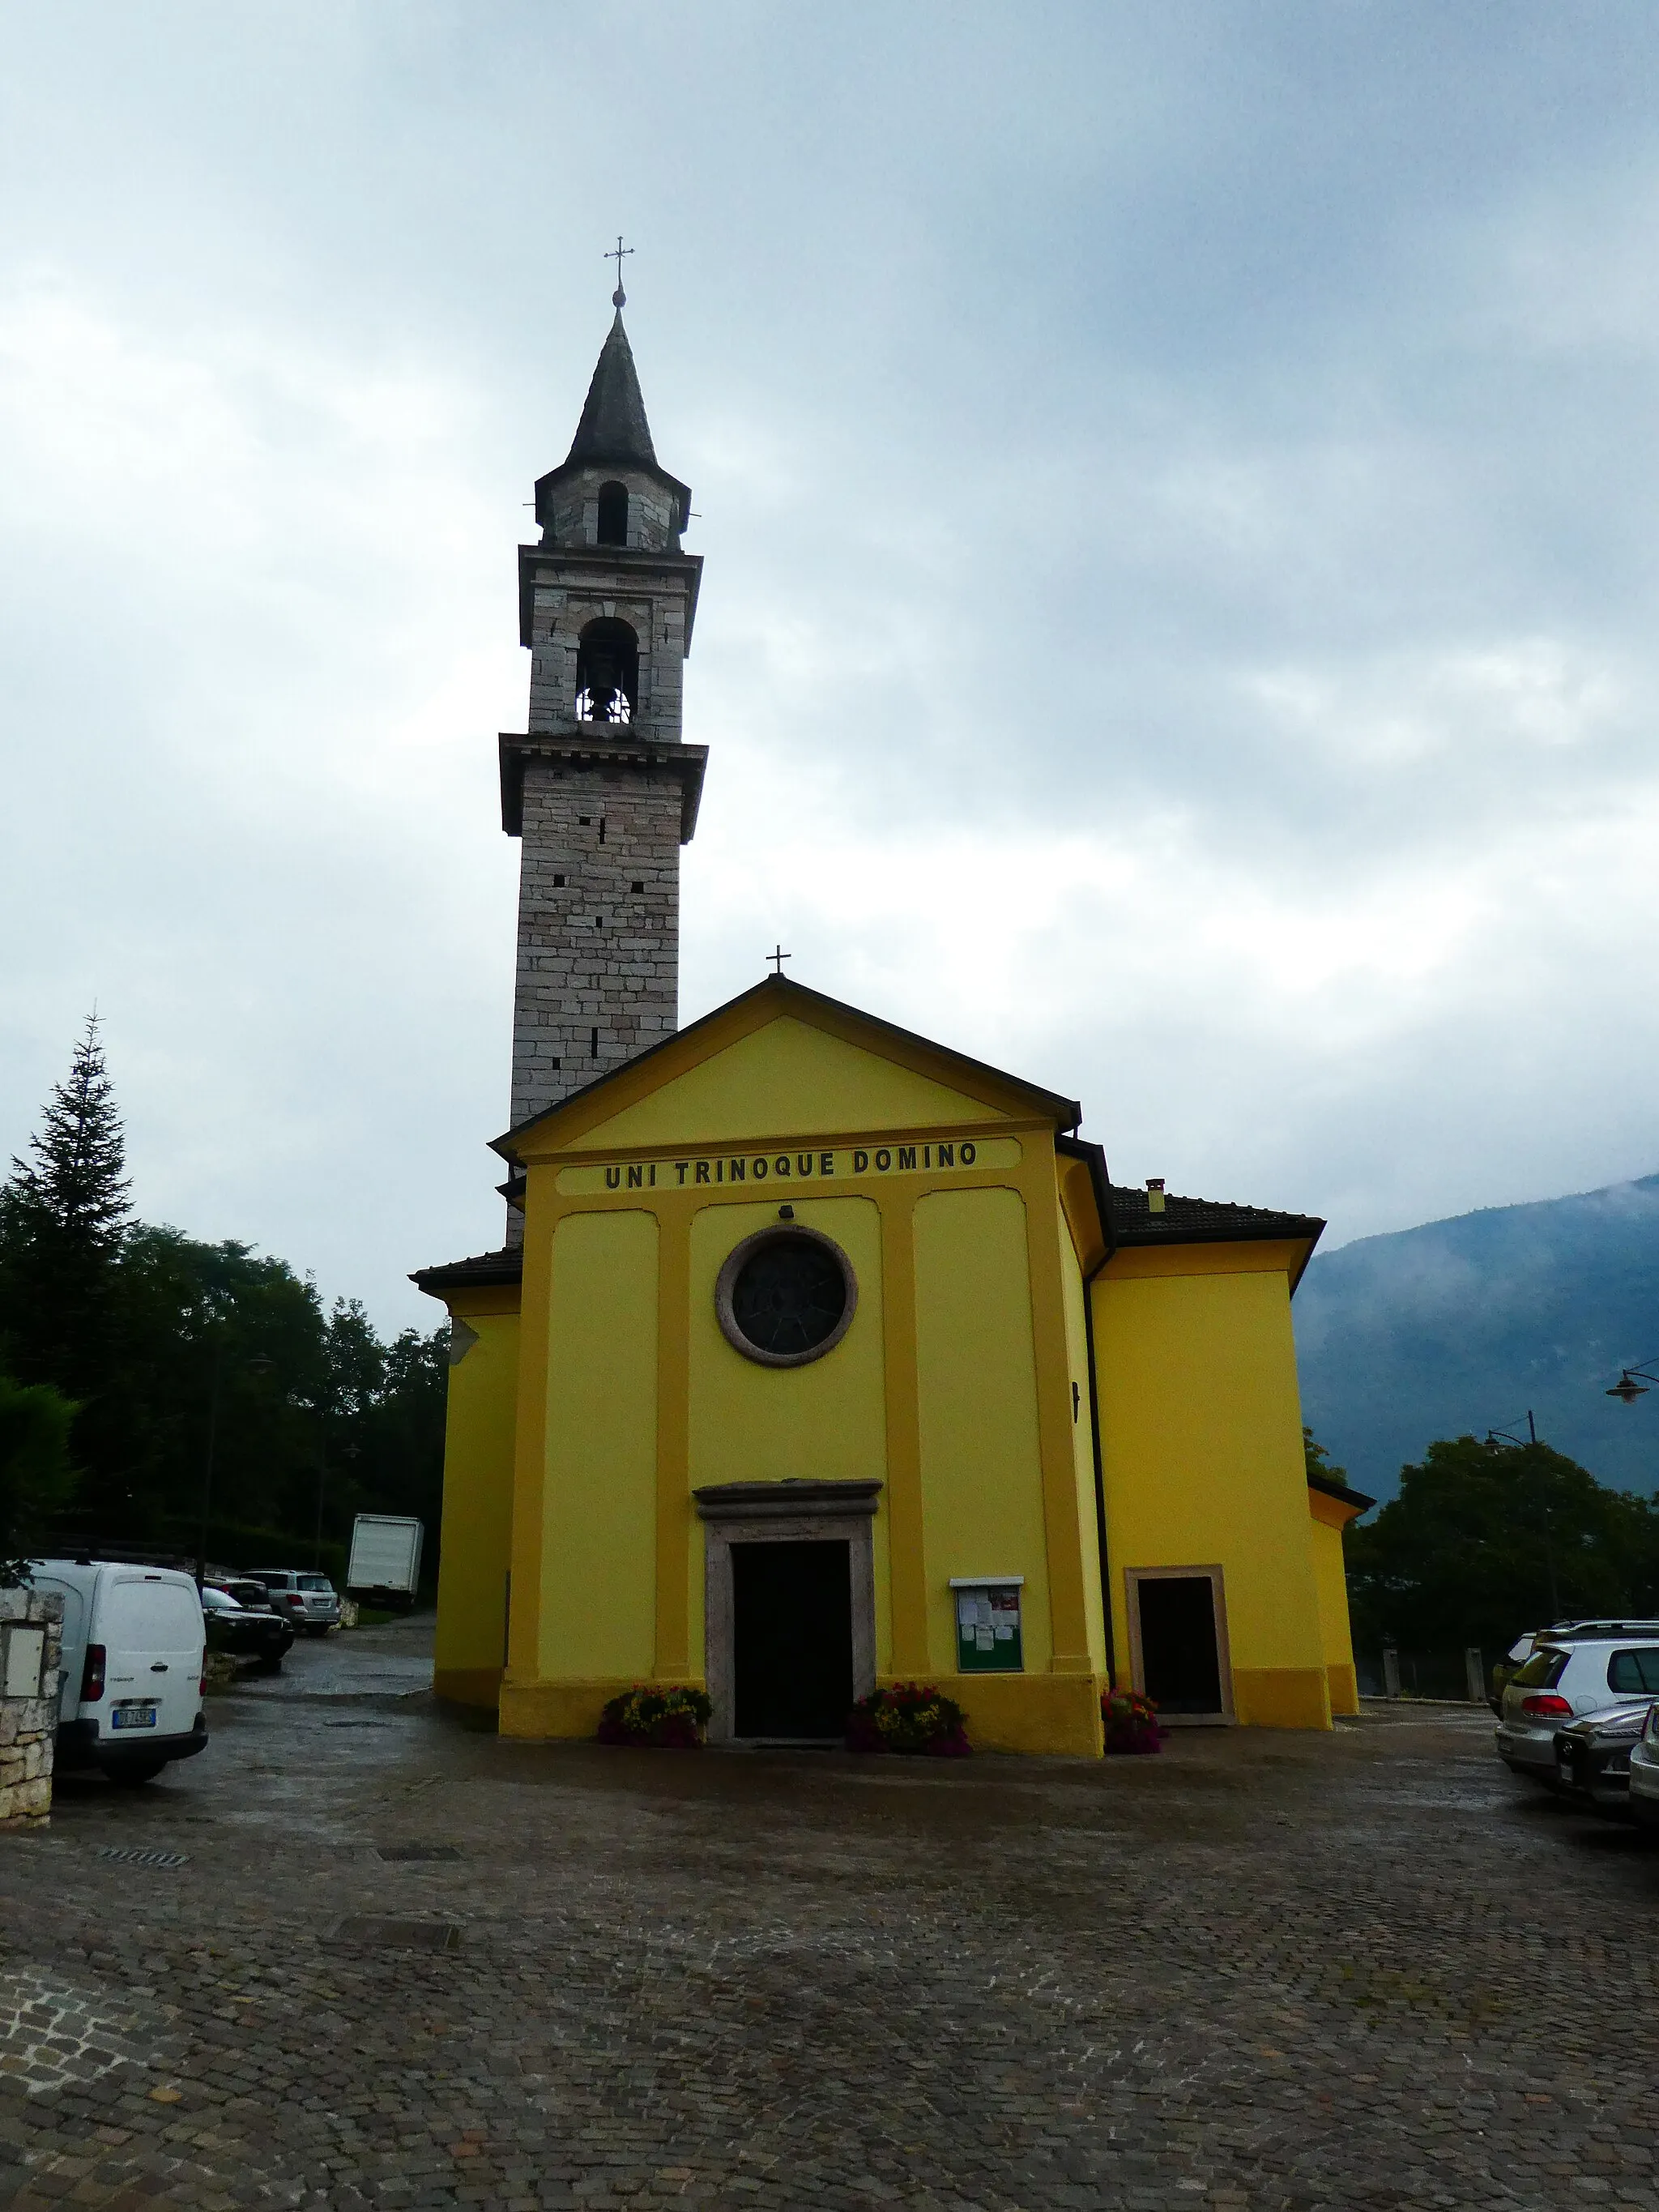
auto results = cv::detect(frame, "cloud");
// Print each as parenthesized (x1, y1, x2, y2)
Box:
(2, 4, 1659, 1334)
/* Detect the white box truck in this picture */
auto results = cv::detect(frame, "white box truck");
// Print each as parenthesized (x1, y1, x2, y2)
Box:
(346, 1515, 424, 1605)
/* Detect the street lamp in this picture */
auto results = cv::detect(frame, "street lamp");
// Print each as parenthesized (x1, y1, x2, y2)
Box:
(1483, 1410, 1559, 1623)
(1606, 1357, 1659, 1406)
(1484, 1409, 1538, 1450)
(196, 1337, 275, 1586)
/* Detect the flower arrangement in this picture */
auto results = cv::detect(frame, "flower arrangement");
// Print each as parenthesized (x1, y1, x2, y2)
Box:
(596, 1684, 713, 1749)
(1102, 1686, 1162, 1754)
(845, 1682, 970, 1757)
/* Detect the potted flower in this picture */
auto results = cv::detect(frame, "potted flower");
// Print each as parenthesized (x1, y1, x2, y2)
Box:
(596, 1684, 713, 1749)
(1102, 1686, 1162, 1753)
(846, 1682, 971, 1757)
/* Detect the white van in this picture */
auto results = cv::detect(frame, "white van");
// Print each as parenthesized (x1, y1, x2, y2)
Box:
(31, 1561, 208, 1787)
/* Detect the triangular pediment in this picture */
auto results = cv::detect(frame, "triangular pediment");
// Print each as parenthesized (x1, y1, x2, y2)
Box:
(498, 979, 1079, 1164)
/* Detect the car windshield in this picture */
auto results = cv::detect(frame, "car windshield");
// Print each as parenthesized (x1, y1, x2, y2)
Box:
(201, 1588, 241, 1611)
(1607, 1649, 1659, 1694)
(1512, 1649, 1569, 1689)
(296, 1575, 333, 1592)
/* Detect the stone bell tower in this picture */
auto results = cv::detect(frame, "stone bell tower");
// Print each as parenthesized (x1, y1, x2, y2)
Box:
(498, 288, 708, 1151)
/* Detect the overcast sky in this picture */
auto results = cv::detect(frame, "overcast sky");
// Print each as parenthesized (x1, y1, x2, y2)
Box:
(2, 2, 1657, 1335)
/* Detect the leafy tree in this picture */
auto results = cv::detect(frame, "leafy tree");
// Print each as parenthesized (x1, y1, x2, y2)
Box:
(1346, 1434, 1659, 1658)
(1304, 1425, 1349, 1486)
(0, 1371, 79, 1586)
(0, 1025, 449, 1582)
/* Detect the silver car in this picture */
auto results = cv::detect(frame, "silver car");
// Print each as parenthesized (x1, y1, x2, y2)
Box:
(1628, 1702, 1659, 1831)
(243, 1569, 342, 1638)
(1495, 1639, 1659, 1783)
(1554, 1697, 1659, 1815)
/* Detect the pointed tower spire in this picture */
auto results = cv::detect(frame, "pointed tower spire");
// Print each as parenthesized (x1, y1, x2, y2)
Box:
(501, 296, 708, 1150)
(564, 311, 659, 470)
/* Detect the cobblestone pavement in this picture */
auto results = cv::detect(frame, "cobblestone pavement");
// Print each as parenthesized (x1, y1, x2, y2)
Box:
(3, 1623, 1657, 2211)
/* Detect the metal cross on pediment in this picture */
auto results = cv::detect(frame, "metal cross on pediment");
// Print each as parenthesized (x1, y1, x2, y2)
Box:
(606, 234, 633, 307)
(767, 945, 791, 976)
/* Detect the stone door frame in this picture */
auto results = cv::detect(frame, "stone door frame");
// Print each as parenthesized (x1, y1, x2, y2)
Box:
(1123, 1563, 1235, 1724)
(693, 1480, 881, 1743)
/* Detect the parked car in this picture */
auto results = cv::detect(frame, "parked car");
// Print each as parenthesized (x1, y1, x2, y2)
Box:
(1628, 1702, 1659, 1832)
(1553, 1693, 1659, 1815)
(200, 1583, 294, 1668)
(212, 1576, 283, 1612)
(1494, 1638, 1659, 1783)
(30, 1560, 208, 1786)
(242, 1569, 341, 1637)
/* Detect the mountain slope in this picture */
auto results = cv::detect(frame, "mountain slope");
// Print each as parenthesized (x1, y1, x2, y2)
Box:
(1294, 1172, 1659, 1505)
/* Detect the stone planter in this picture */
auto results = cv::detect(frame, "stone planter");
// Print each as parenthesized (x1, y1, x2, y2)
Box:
(1, 1585, 64, 1830)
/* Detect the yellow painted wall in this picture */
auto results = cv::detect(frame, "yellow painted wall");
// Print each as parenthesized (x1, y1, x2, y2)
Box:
(1056, 1202, 1107, 1674)
(540, 1210, 659, 1680)
(913, 1186, 1052, 1678)
(1094, 1258, 1331, 1729)
(433, 1297, 520, 1706)
(687, 1194, 889, 1668)
(1308, 1505, 1361, 1715)
(561, 1016, 1010, 1152)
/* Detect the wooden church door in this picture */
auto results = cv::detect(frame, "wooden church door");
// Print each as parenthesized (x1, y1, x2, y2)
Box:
(730, 1539, 854, 1740)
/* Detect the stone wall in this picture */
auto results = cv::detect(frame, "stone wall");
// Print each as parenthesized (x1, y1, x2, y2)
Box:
(0, 1584, 63, 1830)
(511, 762, 683, 1129)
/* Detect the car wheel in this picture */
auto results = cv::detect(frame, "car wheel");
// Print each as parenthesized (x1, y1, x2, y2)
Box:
(257, 1655, 284, 1673)
(101, 1761, 167, 1787)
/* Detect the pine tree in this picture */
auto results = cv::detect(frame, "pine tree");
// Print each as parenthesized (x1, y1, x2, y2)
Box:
(0, 1015, 132, 1395)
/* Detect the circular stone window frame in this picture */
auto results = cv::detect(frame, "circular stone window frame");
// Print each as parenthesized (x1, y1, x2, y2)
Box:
(714, 1223, 859, 1369)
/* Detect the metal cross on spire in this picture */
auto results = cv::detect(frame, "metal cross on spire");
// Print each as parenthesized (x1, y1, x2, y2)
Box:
(767, 945, 791, 977)
(606, 234, 633, 309)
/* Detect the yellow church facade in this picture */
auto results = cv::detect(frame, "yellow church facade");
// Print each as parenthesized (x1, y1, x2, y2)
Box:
(416, 976, 1368, 1757)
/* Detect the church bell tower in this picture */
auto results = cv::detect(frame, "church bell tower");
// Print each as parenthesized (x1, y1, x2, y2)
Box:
(499, 286, 707, 1154)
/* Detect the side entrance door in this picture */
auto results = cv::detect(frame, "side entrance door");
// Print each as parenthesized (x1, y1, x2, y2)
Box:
(731, 1539, 854, 1740)
(1128, 1568, 1232, 1721)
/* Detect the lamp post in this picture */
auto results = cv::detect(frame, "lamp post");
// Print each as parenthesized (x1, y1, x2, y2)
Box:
(196, 1335, 275, 1586)
(1483, 1411, 1559, 1625)
(1606, 1357, 1659, 1406)
(312, 1437, 359, 1572)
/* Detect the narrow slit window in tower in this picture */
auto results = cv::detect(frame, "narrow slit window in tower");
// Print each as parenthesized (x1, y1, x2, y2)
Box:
(596, 480, 628, 546)
(590, 1027, 599, 1062)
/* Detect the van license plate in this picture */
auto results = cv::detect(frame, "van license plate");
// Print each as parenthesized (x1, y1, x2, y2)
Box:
(111, 1702, 159, 1731)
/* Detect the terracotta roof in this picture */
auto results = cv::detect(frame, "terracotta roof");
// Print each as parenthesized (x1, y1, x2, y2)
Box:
(565, 312, 658, 470)
(1108, 1185, 1325, 1248)
(410, 1248, 524, 1296)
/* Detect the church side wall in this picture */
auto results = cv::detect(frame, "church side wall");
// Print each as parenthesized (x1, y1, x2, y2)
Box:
(1094, 1250, 1332, 1730)
(1308, 1497, 1362, 1715)
(433, 1293, 521, 1708)
(536, 1211, 659, 1694)
(1056, 1208, 1108, 1676)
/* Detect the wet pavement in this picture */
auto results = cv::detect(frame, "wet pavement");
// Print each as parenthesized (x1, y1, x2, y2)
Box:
(3, 1623, 1658, 2210)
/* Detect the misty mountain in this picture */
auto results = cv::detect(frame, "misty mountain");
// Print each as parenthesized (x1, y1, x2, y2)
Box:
(1294, 1172, 1659, 1507)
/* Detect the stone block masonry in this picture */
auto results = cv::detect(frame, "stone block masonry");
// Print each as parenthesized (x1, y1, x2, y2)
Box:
(511, 759, 683, 1129)
(0, 1585, 62, 1829)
